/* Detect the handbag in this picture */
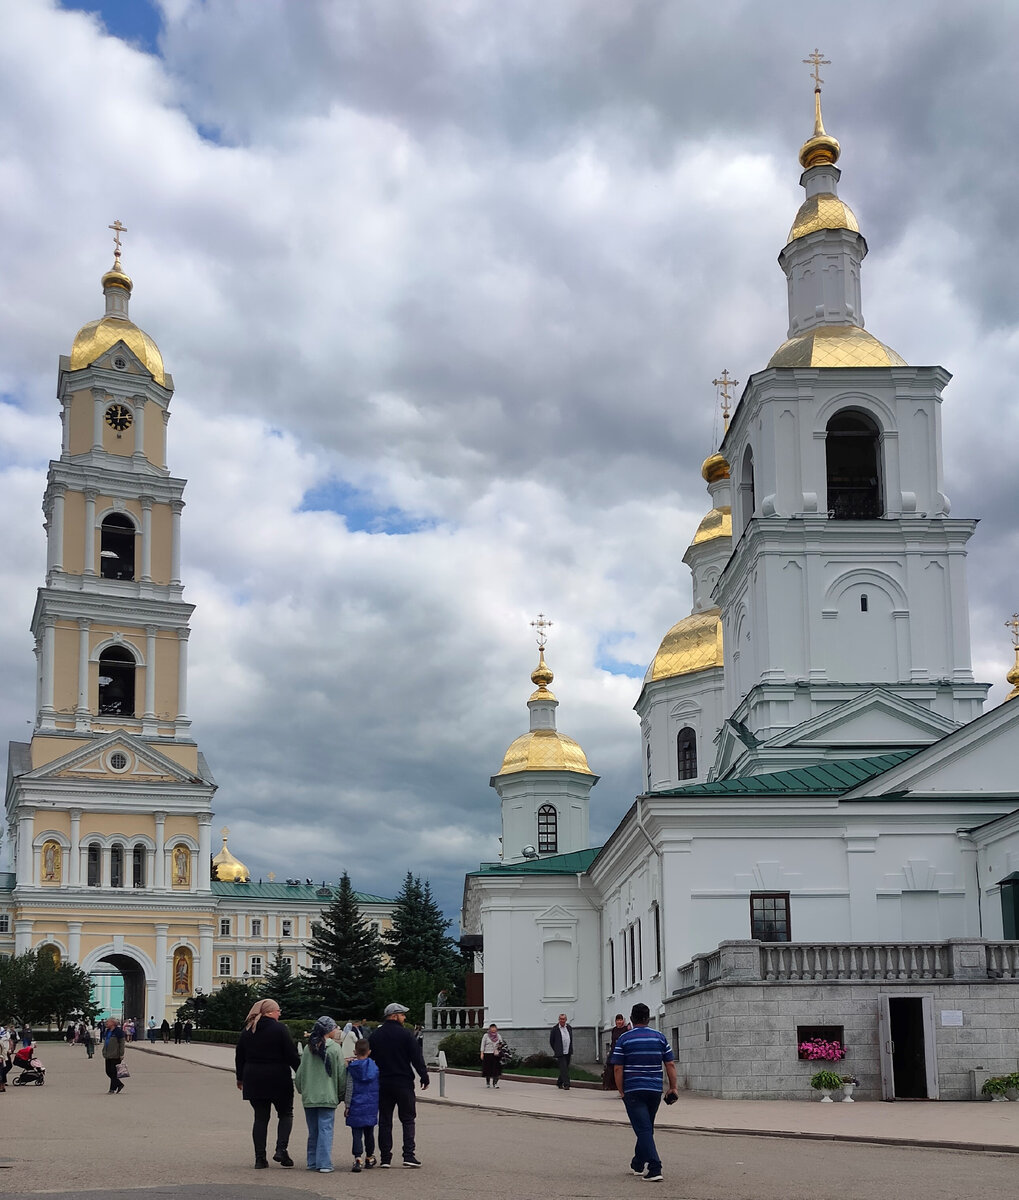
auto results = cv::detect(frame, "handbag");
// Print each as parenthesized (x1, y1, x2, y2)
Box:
(116, 1063, 130, 1079)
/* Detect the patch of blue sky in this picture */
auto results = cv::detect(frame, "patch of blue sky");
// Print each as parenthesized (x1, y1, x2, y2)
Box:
(60, 0, 163, 55)
(300, 479, 438, 536)
(595, 633, 646, 679)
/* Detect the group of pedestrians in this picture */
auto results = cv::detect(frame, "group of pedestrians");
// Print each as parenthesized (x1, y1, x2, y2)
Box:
(145, 1017, 193, 1044)
(234, 999, 429, 1174)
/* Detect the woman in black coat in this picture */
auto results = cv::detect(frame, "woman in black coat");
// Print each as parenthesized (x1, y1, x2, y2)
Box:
(235, 998, 300, 1169)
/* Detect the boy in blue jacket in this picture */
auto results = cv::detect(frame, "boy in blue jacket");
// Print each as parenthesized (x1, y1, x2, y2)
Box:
(344, 1038, 380, 1172)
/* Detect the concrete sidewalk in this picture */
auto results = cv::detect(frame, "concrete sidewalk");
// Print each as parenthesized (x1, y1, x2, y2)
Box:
(130, 1041, 1019, 1154)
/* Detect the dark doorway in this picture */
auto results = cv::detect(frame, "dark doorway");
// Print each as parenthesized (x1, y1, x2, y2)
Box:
(889, 996, 927, 1098)
(96, 953, 146, 1022)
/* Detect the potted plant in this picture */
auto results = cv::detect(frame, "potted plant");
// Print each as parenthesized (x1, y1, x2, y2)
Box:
(1005, 1072, 1019, 1102)
(980, 1075, 1010, 1102)
(810, 1068, 845, 1102)
(840, 1074, 860, 1102)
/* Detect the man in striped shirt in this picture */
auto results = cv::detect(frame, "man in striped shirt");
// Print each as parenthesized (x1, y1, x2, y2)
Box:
(609, 1003, 678, 1182)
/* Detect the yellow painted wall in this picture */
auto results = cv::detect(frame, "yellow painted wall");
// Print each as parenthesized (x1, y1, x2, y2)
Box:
(53, 622, 78, 714)
(101, 413, 135, 457)
(153, 743, 199, 772)
(151, 503, 171, 584)
(68, 390, 93, 456)
(144, 403, 166, 469)
(154, 634, 179, 718)
(31, 735, 89, 767)
(63, 489, 85, 575)
(34, 812, 72, 838)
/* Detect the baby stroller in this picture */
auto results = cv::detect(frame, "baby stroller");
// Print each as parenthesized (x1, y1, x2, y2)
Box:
(11, 1045, 46, 1085)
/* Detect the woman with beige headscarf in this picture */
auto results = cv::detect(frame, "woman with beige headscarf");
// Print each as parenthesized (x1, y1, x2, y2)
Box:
(235, 999, 300, 1169)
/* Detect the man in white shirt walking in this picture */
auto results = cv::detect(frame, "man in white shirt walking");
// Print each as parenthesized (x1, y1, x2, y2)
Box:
(549, 1014, 573, 1090)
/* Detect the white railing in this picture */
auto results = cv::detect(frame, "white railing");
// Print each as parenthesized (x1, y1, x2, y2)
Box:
(423, 1003, 487, 1030)
(986, 942, 1019, 979)
(760, 941, 949, 981)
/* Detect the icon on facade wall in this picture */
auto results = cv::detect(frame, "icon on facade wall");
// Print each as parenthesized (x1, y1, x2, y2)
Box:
(173, 947, 193, 995)
(172, 844, 190, 887)
(42, 840, 62, 882)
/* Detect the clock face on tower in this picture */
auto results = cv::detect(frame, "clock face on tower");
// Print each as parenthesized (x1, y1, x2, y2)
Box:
(105, 404, 133, 432)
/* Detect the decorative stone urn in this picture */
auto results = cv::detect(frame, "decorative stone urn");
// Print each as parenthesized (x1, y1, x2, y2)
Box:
(818, 1089, 834, 1102)
(841, 1083, 856, 1102)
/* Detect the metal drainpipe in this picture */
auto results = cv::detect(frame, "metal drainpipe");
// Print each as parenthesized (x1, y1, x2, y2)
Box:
(634, 797, 666, 1025)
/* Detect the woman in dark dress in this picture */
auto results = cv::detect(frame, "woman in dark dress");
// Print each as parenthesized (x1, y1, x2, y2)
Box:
(235, 998, 300, 1169)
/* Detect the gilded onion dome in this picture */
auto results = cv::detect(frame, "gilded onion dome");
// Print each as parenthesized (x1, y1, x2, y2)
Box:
(692, 505, 731, 546)
(495, 644, 594, 777)
(212, 833, 250, 883)
(646, 607, 724, 683)
(701, 452, 730, 484)
(768, 325, 907, 369)
(70, 249, 166, 386)
(1006, 615, 1019, 701)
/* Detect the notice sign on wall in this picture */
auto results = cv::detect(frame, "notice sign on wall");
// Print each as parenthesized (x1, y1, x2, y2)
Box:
(940, 1010, 964, 1026)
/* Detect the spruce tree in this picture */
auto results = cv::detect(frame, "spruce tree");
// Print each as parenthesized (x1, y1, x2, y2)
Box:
(260, 945, 303, 1015)
(383, 872, 460, 978)
(302, 872, 382, 1016)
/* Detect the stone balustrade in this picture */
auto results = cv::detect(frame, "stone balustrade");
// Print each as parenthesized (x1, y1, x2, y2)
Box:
(423, 1002, 487, 1030)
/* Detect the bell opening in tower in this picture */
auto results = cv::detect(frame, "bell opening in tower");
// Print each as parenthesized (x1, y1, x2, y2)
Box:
(97, 646, 137, 716)
(100, 514, 136, 580)
(825, 410, 883, 519)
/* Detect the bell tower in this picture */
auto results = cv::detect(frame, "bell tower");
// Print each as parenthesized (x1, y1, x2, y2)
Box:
(4, 228, 217, 1018)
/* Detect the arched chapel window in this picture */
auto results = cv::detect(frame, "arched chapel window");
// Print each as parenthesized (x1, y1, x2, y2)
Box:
(110, 843, 124, 889)
(646, 744, 652, 790)
(677, 727, 697, 780)
(826, 410, 882, 519)
(100, 514, 136, 580)
(739, 446, 756, 531)
(537, 805, 558, 854)
(132, 843, 146, 888)
(98, 646, 136, 716)
(87, 842, 101, 887)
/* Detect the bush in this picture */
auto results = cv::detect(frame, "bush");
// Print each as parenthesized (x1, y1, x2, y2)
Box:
(191, 1029, 240, 1045)
(437, 1030, 482, 1068)
(981, 1075, 1009, 1097)
(522, 1051, 556, 1068)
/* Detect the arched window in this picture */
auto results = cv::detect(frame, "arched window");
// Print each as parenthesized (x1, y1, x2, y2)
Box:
(98, 646, 136, 716)
(739, 446, 756, 530)
(87, 842, 101, 887)
(110, 843, 124, 888)
(646, 744, 652, 790)
(826, 410, 882, 519)
(537, 804, 558, 854)
(132, 843, 146, 888)
(100, 513, 136, 580)
(677, 727, 697, 780)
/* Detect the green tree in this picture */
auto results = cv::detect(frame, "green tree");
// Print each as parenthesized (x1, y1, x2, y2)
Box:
(384, 873, 461, 982)
(0, 950, 98, 1026)
(372, 968, 441, 1025)
(260, 946, 308, 1017)
(198, 980, 259, 1030)
(302, 872, 382, 1016)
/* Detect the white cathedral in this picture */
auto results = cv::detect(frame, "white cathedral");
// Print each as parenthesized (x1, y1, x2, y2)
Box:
(462, 78, 1019, 1100)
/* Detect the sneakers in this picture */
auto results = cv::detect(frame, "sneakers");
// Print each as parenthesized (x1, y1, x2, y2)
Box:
(364, 1157, 377, 1169)
(380, 1160, 391, 1169)
(403, 1155, 422, 1168)
(319, 1167, 335, 1173)
(273, 1151, 294, 1168)
(493, 1082, 500, 1088)
(254, 1157, 268, 1170)
(642, 1171, 663, 1182)
(352, 1159, 362, 1173)
(630, 1166, 646, 1177)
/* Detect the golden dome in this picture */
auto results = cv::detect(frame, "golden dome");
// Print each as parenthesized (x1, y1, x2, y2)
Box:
(101, 262, 133, 292)
(769, 325, 906, 369)
(648, 607, 723, 682)
(1007, 651, 1019, 701)
(799, 89, 840, 169)
(529, 647, 555, 699)
(496, 729, 594, 777)
(691, 506, 731, 546)
(70, 316, 166, 386)
(788, 193, 859, 243)
(701, 452, 730, 483)
(212, 835, 250, 883)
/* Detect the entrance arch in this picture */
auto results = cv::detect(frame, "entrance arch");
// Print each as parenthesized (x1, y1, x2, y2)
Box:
(82, 945, 155, 1022)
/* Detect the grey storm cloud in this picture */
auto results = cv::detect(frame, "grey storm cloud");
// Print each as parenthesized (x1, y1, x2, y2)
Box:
(0, 0, 1017, 917)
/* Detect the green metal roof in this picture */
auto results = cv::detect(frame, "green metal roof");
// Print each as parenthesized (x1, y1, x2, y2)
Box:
(0, 871, 14, 893)
(651, 751, 920, 797)
(469, 847, 602, 876)
(211, 881, 392, 904)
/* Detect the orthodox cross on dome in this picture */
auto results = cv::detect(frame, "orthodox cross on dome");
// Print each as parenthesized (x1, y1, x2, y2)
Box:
(530, 612, 553, 650)
(220, 825, 230, 841)
(712, 368, 739, 431)
(803, 48, 830, 92)
(1007, 614, 1019, 649)
(108, 219, 127, 265)
(268, 871, 276, 882)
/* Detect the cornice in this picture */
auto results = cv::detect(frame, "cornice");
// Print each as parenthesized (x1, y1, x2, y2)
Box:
(47, 460, 184, 498)
(32, 588, 194, 628)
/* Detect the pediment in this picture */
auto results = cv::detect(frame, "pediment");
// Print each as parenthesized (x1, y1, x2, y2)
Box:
(843, 697, 1019, 798)
(93, 340, 148, 377)
(25, 733, 197, 785)
(711, 718, 758, 780)
(535, 904, 577, 924)
(766, 688, 958, 751)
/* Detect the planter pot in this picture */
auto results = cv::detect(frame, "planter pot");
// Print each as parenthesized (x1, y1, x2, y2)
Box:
(990, 1094, 1008, 1102)
(817, 1089, 834, 1102)
(841, 1083, 856, 1102)
(1006, 1089, 1019, 1101)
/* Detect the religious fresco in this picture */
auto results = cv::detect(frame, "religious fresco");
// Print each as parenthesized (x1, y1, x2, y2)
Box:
(42, 840, 62, 883)
(172, 843, 191, 887)
(172, 946, 193, 995)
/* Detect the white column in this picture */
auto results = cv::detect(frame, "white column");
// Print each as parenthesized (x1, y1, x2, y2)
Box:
(34, 636, 42, 721)
(69, 809, 82, 887)
(170, 500, 183, 585)
(67, 921, 82, 964)
(14, 919, 33, 955)
(176, 628, 190, 723)
(154, 812, 166, 890)
(198, 815, 212, 891)
(47, 485, 66, 574)
(18, 809, 35, 886)
(75, 618, 91, 731)
(79, 842, 89, 887)
(155, 923, 169, 1019)
(132, 398, 146, 460)
(101, 845, 112, 889)
(83, 489, 97, 575)
(40, 620, 56, 719)
(189, 849, 199, 893)
(144, 624, 157, 727)
(198, 924, 215, 993)
(92, 391, 105, 451)
(61, 401, 71, 455)
(145, 847, 156, 888)
(140, 496, 153, 582)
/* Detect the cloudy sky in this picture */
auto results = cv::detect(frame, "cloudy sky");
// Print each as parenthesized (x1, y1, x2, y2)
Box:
(2, 0, 1018, 921)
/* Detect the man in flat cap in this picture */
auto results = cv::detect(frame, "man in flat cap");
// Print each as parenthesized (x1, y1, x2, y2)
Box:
(368, 1003, 430, 1168)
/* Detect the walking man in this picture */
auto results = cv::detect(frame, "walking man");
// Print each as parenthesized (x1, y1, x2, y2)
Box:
(102, 1017, 126, 1095)
(368, 1002, 429, 1168)
(549, 1013, 573, 1089)
(610, 1003, 678, 1182)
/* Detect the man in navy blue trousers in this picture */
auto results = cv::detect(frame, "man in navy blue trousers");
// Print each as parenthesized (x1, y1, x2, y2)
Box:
(610, 1003, 678, 1182)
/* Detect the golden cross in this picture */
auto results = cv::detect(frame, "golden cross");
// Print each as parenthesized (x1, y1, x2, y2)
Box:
(803, 48, 830, 91)
(221, 825, 230, 840)
(530, 612, 553, 649)
(712, 369, 739, 429)
(1006, 614, 1019, 649)
(108, 219, 127, 262)
(268, 871, 276, 882)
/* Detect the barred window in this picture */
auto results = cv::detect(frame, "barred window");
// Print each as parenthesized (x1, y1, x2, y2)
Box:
(677, 727, 697, 780)
(537, 805, 558, 854)
(750, 892, 791, 942)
